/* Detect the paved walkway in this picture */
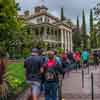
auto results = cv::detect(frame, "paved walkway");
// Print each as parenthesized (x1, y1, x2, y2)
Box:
(62, 65, 100, 100)
(27, 65, 100, 100)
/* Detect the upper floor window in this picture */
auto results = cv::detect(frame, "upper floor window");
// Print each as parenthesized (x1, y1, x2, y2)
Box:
(45, 17, 50, 23)
(37, 17, 43, 24)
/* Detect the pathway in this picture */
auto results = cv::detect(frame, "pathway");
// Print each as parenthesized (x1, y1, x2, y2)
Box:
(62, 65, 100, 100)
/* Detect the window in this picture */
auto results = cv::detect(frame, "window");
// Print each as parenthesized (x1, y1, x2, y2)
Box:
(45, 17, 49, 23)
(37, 17, 43, 23)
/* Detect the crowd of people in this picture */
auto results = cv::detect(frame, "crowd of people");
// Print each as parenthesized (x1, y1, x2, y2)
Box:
(24, 48, 100, 100)
(0, 48, 100, 100)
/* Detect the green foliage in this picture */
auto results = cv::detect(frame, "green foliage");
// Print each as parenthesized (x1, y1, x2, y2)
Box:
(5, 63, 28, 95)
(94, 2, 100, 48)
(0, 0, 21, 54)
(90, 9, 97, 49)
(60, 7, 66, 21)
(90, 9, 94, 33)
(56, 48, 64, 54)
(0, 0, 34, 58)
(22, 48, 31, 58)
(81, 9, 87, 48)
(73, 16, 81, 49)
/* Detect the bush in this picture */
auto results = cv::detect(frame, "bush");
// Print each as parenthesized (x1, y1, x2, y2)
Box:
(5, 63, 28, 95)
(22, 48, 31, 58)
(56, 48, 64, 54)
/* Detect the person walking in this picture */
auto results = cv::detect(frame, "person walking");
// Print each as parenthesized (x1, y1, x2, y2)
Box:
(73, 51, 81, 70)
(81, 49, 89, 68)
(44, 50, 63, 100)
(93, 50, 99, 66)
(61, 52, 70, 77)
(24, 48, 43, 100)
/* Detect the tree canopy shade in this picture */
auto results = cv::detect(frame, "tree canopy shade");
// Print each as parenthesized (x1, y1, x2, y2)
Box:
(72, 16, 81, 50)
(81, 9, 87, 49)
(90, 9, 97, 48)
(60, 7, 66, 21)
(0, 0, 19, 50)
(93, 2, 100, 48)
(0, 0, 34, 57)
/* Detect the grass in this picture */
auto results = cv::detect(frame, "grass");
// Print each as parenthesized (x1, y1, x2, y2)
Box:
(5, 63, 28, 95)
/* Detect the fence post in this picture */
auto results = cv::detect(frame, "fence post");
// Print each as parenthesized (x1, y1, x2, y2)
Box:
(88, 65, 89, 74)
(76, 64, 77, 72)
(58, 75, 63, 100)
(91, 72, 94, 100)
(82, 70, 84, 88)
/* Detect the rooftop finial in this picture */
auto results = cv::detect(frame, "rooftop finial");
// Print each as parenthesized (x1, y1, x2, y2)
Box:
(39, 0, 44, 6)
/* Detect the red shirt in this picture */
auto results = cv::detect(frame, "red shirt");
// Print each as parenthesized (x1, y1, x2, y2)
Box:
(47, 59, 56, 69)
(73, 52, 81, 62)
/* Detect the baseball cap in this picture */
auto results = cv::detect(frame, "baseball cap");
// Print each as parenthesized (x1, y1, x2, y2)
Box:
(32, 48, 39, 53)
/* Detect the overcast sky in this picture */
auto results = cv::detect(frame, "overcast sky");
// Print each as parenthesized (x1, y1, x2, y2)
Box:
(16, 0, 98, 32)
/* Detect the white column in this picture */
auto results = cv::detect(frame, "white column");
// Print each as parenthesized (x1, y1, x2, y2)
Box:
(69, 32, 71, 51)
(66, 31, 68, 50)
(68, 32, 70, 51)
(57, 29, 59, 47)
(61, 29, 64, 48)
(65, 31, 67, 51)
(43, 16, 45, 23)
(70, 32, 73, 52)
(63, 30, 66, 51)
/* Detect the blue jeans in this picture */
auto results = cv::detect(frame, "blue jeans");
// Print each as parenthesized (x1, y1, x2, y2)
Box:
(44, 82, 57, 100)
(45, 95, 57, 100)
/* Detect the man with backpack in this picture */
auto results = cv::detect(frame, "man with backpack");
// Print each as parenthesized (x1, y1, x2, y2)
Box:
(24, 48, 43, 100)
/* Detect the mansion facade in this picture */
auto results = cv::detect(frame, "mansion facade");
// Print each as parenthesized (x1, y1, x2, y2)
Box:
(21, 5, 73, 51)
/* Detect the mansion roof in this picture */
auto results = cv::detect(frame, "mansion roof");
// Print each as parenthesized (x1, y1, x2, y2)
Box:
(19, 5, 73, 31)
(21, 11, 59, 22)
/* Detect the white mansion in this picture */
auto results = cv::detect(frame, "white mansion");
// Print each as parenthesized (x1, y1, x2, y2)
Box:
(21, 4, 73, 51)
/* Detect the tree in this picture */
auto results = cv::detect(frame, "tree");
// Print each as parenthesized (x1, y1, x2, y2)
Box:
(94, 2, 100, 47)
(72, 16, 81, 50)
(94, 3, 100, 21)
(90, 9, 97, 48)
(81, 9, 87, 49)
(16, 3, 21, 11)
(60, 7, 66, 21)
(0, 0, 32, 57)
(90, 9, 94, 34)
(76, 16, 81, 47)
(0, 0, 20, 53)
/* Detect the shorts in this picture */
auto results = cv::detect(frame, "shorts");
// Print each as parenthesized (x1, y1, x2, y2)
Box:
(83, 60, 88, 65)
(27, 81, 41, 96)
